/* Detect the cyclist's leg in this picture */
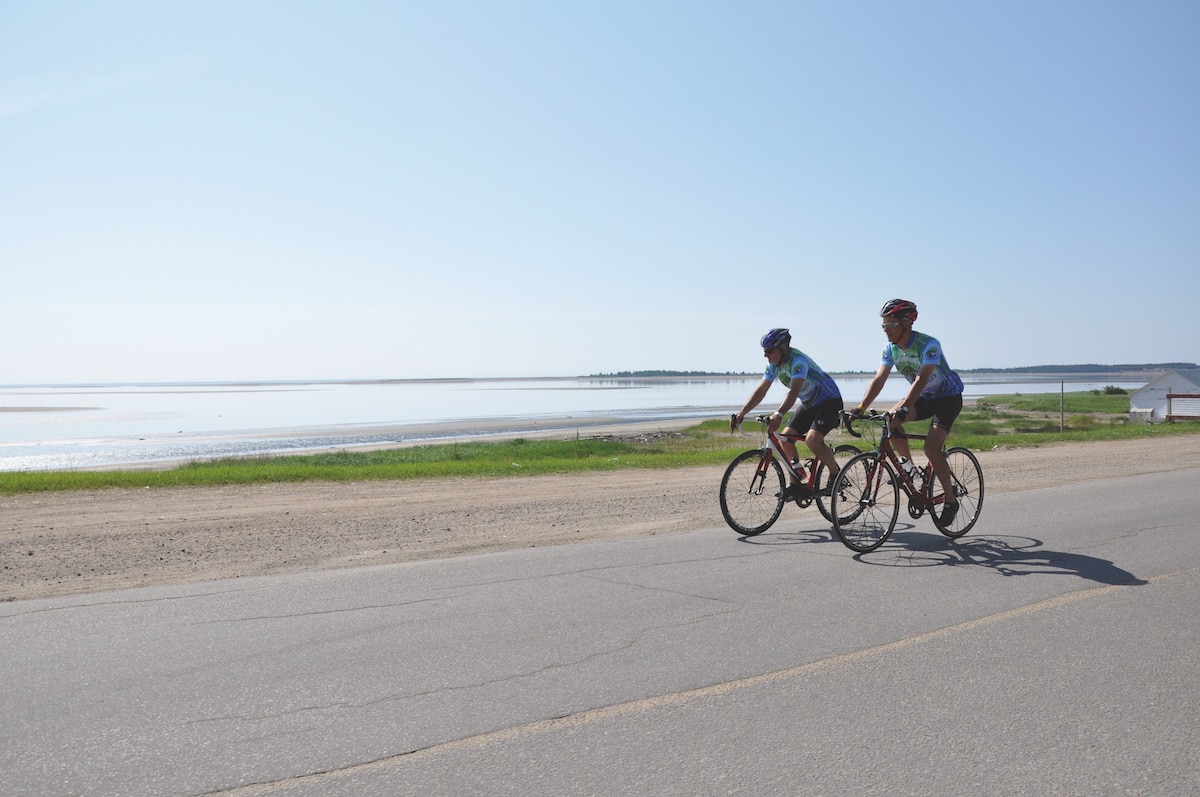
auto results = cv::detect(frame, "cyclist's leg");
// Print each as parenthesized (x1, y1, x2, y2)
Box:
(777, 436, 800, 477)
(888, 417, 914, 462)
(780, 405, 818, 491)
(924, 424, 953, 500)
(802, 398, 844, 476)
(932, 447, 983, 536)
(920, 395, 964, 513)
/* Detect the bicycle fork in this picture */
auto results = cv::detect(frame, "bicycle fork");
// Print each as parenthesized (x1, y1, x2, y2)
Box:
(859, 457, 885, 507)
(747, 450, 774, 496)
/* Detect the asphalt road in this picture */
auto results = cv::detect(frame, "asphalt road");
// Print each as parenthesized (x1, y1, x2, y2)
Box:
(2, 469, 1197, 796)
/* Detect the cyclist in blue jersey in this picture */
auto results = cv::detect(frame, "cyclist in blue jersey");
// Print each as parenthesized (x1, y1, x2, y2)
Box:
(734, 328, 844, 501)
(852, 299, 964, 524)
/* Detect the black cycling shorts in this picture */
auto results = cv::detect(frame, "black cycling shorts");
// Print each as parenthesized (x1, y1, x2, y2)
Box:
(913, 394, 963, 431)
(785, 397, 845, 437)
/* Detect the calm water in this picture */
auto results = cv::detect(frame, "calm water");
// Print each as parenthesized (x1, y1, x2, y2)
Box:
(0, 375, 1148, 471)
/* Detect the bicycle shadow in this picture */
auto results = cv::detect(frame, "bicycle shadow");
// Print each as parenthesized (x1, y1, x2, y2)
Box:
(861, 525, 1148, 586)
(735, 519, 841, 547)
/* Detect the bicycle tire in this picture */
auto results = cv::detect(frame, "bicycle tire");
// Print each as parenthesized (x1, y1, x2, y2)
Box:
(930, 446, 984, 538)
(814, 444, 862, 523)
(830, 452, 899, 553)
(719, 449, 786, 536)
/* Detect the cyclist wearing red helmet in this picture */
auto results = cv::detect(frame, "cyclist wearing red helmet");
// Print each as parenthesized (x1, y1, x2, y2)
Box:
(853, 300, 964, 523)
(734, 328, 844, 501)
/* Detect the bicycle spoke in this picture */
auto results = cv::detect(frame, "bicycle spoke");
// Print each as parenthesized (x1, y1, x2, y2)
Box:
(931, 447, 984, 538)
(815, 444, 861, 523)
(719, 450, 786, 536)
(831, 453, 899, 553)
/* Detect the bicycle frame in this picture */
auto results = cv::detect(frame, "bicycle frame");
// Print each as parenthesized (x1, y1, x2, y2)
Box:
(830, 410, 984, 551)
(720, 414, 862, 536)
(842, 411, 947, 515)
(734, 414, 819, 502)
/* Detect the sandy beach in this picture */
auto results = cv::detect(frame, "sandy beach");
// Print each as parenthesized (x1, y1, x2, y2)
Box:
(3, 433, 1198, 603)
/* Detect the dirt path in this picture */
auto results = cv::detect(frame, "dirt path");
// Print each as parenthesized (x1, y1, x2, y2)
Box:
(3, 435, 1198, 602)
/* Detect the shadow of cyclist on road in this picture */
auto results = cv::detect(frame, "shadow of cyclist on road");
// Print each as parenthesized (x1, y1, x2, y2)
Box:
(862, 531, 1148, 586)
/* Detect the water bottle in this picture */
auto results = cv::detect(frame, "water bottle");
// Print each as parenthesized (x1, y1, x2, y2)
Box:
(899, 457, 917, 481)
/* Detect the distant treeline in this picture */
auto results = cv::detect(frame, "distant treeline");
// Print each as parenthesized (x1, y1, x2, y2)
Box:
(958, 363, 1196, 374)
(589, 364, 1196, 379)
(589, 370, 750, 378)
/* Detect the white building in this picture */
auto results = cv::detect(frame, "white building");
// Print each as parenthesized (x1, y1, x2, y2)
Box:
(1129, 370, 1200, 422)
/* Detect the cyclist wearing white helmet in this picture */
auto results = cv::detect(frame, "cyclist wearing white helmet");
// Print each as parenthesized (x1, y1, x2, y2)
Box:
(852, 299, 964, 524)
(734, 328, 844, 501)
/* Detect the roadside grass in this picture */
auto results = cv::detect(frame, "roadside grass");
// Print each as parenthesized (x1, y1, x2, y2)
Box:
(869, 391, 1198, 452)
(0, 431, 748, 494)
(2, 391, 1197, 494)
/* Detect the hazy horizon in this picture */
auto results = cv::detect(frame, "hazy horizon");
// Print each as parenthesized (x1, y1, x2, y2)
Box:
(2, 362, 1193, 389)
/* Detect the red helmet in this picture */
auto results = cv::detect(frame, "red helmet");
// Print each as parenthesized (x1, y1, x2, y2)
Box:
(880, 299, 917, 322)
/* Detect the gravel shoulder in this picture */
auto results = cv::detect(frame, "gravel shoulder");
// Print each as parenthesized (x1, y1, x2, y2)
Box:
(3, 435, 1198, 602)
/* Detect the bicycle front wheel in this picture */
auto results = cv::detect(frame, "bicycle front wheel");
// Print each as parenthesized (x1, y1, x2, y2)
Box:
(719, 450, 786, 536)
(830, 452, 899, 553)
(930, 446, 984, 538)
(815, 444, 862, 523)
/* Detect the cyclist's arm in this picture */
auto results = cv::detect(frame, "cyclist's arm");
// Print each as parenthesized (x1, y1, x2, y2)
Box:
(735, 379, 773, 425)
(856, 364, 892, 412)
(770, 380, 804, 430)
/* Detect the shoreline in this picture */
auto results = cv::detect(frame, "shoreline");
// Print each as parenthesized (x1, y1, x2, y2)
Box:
(0, 369, 1152, 472)
(81, 416, 709, 471)
(52, 396, 989, 472)
(0, 388, 1113, 473)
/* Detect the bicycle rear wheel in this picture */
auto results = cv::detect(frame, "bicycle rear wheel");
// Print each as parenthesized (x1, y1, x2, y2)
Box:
(830, 452, 899, 553)
(814, 444, 862, 523)
(719, 449, 786, 536)
(930, 446, 984, 538)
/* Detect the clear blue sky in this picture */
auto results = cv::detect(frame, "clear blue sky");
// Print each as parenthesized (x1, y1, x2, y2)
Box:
(3, 1, 1197, 383)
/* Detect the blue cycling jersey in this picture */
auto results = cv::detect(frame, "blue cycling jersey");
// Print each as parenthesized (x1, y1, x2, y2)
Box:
(764, 348, 842, 407)
(882, 331, 963, 399)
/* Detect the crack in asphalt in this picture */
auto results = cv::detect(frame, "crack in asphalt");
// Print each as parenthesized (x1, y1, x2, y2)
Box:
(198, 567, 1200, 796)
